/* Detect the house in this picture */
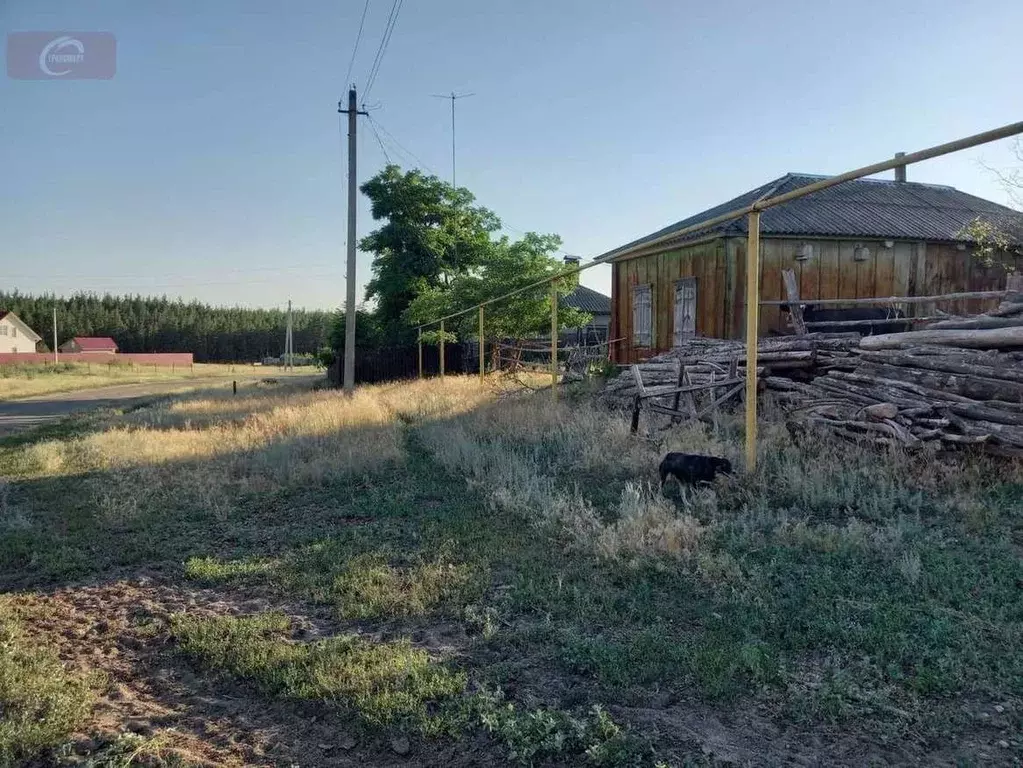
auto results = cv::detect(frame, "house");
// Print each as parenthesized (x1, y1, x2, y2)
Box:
(0, 311, 43, 354)
(561, 284, 611, 344)
(601, 165, 1023, 363)
(59, 336, 119, 354)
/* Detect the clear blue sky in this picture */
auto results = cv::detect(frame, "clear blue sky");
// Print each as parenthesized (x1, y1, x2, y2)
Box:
(2, 0, 1022, 311)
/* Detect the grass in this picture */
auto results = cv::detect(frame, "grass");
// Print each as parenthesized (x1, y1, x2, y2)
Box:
(171, 611, 468, 734)
(0, 360, 311, 401)
(0, 375, 1020, 765)
(0, 598, 99, 766)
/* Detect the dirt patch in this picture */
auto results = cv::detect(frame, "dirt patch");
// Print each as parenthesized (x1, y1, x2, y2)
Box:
(10, 576, 502, 767)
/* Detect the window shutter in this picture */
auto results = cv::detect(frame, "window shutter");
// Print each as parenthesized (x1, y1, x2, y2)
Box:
(632, 285, 652, 347)
(673, 278, 697, 346)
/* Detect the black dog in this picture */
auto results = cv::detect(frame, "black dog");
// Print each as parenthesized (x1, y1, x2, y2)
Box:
(659, 452, 732, 487)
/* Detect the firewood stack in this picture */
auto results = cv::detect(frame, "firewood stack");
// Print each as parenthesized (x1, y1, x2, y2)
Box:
(600, 293, 1023, 456)
(598, 334, 860, 411)
(768, 295, 1023, 456)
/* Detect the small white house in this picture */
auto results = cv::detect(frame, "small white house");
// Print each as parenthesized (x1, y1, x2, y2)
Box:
(0, 311, 43, 354)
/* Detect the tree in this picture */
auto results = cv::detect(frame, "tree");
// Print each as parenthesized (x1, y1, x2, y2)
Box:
(359, 165, 501, 337)
(406, 232, 590, 355)
(0, 290, 332, 363)
(960, 139, 1023, 270)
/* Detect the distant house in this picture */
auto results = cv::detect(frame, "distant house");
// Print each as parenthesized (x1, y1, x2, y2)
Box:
(0, 311, 43, 354)
(59, 336, 119, 354)
(561, 285, 611, 344)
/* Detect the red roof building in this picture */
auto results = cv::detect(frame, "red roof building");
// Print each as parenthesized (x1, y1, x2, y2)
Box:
(59, 336, 119, 354)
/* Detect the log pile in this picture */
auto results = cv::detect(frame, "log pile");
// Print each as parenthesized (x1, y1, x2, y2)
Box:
(598, 334, 860, 411)
(601, 292, 1023, 456)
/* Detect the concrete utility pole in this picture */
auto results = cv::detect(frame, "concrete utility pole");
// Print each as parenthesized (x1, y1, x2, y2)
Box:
(432, 91, 474, 187)
(339, 88, 368, 393)
(285, 299, 293, 371)
(52, 306, 58, 364)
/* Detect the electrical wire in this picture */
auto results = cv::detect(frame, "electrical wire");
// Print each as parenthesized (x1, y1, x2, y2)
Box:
(362, 0, 403, 102)
(7, 262, 341, 283)
(366, 115, 392, 164)
(367, 114, 437, 175)
(342, 0, 371, 90)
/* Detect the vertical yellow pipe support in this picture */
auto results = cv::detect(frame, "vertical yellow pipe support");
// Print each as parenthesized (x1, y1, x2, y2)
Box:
(439, 320, 446, 378)
(551, 283, 558, 399)
(417, 326, 423, 379)
(479, 306, 485, 381)
(744, 210, 761, 471)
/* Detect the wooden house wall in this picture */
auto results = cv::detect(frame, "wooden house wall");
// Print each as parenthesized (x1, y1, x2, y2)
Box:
(611, 238, 728, 362)
(736, 237, 1018, 336)
(612, 236, 1021, 363)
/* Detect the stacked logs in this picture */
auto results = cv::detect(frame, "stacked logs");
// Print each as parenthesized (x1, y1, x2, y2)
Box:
(600, 294, 1023, 455)
(599, 334, 860, 411)
(768, 344, 1023, 456)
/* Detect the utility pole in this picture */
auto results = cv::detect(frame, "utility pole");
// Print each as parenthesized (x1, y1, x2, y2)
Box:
(285, 299, 293, 371)
(431, 91, 474, 187)
(339, 87, 368, 393)
(52, 306, 58, 364)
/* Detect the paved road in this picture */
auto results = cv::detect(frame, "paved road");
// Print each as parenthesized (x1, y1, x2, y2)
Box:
(0, 378, 317, 437)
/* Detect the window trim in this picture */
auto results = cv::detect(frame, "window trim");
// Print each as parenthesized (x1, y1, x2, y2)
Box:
(673, 276, 698, 346)
(632, 283, 653, 348)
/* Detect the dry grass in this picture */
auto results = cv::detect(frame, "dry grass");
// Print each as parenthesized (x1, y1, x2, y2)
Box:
(3, 374, 1021, 766)
(418, 393, 707, 562)
(0, 361, 308, 401)
(14, 376, 524, 527)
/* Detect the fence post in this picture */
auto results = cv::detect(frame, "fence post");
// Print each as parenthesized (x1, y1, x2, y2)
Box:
(479, 306, 485, 382)
(439, 320, 445, 378)
(745, 210, 761, 471)
(551, 283, 558, 400)
(417, 326, 423, 379)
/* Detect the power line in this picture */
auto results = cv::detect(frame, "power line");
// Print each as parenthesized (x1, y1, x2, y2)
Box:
(343, 0, 371, 89)
(362, 0, 403, 102)
(11, 271, 344, 292)
(367, 115, 392, 164)
(366, 114, 577, 260)
(367, 114, 437, 174)
(6, 262, 340, 283)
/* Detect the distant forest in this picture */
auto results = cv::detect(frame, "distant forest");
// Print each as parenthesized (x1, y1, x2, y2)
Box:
(0, 292, 332, 363)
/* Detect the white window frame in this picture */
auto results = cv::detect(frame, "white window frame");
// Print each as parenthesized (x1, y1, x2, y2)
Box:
(632, 284, 653, 347)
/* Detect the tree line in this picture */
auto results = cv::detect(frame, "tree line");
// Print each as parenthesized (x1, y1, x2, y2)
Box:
(4, 166, 584, 367)
(0, 291, 331, 363)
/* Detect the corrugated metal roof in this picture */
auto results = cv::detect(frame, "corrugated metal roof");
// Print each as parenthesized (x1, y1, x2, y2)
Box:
(562, 285, 611, 314)
(603, 173, 1023, 259)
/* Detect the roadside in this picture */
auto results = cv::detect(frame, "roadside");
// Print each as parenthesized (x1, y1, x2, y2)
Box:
(0, 374, 322, 436)
(0, 362, 317, 402)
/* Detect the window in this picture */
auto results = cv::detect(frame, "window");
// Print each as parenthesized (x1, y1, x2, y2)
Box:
(632, 284, 653, 347)
(0, 325, 6, 336)
(10, 327, 16, 337)
(673, 277, 697, 346)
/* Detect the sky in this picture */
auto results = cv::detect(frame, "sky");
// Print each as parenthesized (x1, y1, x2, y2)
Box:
(2, 0, 1022, 312)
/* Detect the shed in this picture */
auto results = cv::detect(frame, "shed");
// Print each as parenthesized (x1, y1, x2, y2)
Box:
(59, 336, 119, 354)
(601, 169, 1023, 363)
(561, 284, 611, 343)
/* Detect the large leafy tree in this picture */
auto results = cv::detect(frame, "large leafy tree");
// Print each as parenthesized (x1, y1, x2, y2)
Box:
(406, 232, 590, 344)
(360, 165, 501, 337)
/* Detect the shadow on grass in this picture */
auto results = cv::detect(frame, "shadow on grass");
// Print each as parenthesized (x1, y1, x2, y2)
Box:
(1, 384, 1021, 766)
